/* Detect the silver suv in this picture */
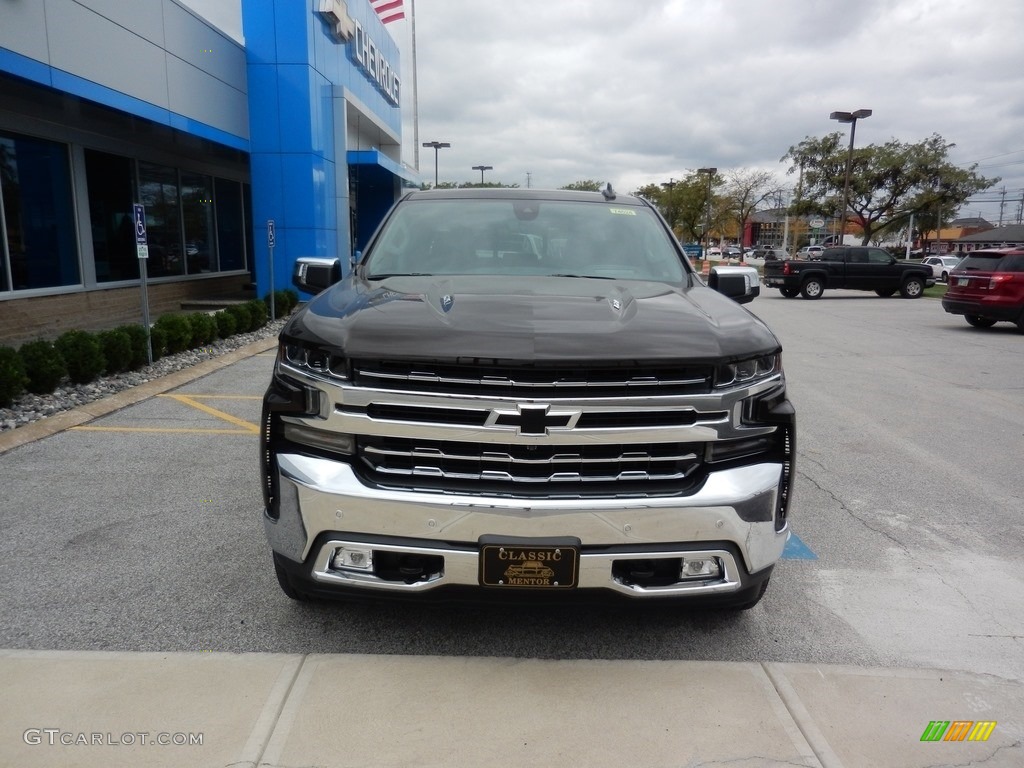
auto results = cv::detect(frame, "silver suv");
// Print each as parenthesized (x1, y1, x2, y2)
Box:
(261, 188, 796, 609)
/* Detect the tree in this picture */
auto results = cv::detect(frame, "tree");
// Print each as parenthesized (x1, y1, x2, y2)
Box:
(782, 133, 998, 245)
(560, 180, 604, 192)
(635, 173, 720, 243)
(723, 169, 779, 247)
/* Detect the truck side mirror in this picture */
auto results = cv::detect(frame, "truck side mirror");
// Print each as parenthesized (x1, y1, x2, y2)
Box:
(709, 265, 760, 304)
(293, 257, 341, 294)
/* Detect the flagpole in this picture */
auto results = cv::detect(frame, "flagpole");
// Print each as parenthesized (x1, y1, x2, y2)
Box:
(411, 0, 420, 171)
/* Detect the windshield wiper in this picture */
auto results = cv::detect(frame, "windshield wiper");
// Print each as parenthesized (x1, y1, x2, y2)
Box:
(548, 273, 615, 279)
(366, 272, 433, 279)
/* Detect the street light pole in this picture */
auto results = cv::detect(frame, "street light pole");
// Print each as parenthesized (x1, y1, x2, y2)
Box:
(829, 109, 872, 246)
(697, 167, 717, 260)
(471, 164, 493, 185)
(422, 141, 450, 187)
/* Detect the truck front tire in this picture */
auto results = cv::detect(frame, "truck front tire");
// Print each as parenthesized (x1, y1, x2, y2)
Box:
(900, 277, 925, 298)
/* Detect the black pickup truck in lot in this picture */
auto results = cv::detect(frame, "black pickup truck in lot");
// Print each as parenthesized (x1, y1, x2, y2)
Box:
(763, 246, 935, 300)
(261, 187, 795, 610)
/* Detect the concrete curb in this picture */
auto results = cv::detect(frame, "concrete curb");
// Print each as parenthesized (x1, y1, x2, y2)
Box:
(0, 336, 277, 455)
(1, 651, 1021, 768)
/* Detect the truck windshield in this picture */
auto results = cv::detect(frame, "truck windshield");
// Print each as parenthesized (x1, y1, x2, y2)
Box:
(365, 199, 686, 283)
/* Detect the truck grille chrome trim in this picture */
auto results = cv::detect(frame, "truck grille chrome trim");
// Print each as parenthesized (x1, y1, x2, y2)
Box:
(356, 437, 703, 495)
(352, 360, 714, 397)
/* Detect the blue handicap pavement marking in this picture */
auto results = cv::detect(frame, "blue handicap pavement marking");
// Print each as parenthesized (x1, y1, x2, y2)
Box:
(782, 532, 818, 560)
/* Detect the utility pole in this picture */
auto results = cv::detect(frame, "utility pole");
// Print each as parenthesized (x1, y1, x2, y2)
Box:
(998, 186, 1006, 226)
(525, 172, 531, 189)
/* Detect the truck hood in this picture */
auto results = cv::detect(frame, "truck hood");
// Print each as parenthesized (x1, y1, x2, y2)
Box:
(283, 275, 780, 362)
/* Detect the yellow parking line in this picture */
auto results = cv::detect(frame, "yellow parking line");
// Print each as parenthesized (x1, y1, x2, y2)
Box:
(166, 395, 263, 400)
(72, 426, 253, 435)
(159, 394, 260, 433)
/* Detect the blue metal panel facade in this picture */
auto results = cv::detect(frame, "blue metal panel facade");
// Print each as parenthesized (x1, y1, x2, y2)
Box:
(242, 0, 406, 298)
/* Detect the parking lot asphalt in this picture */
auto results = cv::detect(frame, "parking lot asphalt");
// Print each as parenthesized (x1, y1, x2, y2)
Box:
(1, 310, 1022, 767)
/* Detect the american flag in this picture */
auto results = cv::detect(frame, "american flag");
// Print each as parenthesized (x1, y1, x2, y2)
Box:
(371, 0, 405, 24)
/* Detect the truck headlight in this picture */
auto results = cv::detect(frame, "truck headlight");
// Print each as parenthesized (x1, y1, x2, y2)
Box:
(714, 354, 780, 388)
(279, 342, 349, 380)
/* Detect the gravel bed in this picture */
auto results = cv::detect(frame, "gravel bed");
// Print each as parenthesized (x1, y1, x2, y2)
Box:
(1, 319, 286, 433)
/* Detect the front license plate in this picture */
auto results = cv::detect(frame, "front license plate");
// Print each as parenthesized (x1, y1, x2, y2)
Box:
(957, 277, 969, 286)
(479, 539, 579, 589)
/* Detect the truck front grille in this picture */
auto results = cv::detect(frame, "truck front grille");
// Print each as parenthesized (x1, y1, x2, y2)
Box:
(352, 359, 714, 397)
(356, 436, 705, 498)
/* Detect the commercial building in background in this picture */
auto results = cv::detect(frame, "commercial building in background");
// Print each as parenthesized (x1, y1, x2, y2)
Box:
(0, 0, 414, 346)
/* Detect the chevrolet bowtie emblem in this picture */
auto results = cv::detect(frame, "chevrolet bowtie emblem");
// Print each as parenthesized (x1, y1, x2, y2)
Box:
(488, 405, 577, 435)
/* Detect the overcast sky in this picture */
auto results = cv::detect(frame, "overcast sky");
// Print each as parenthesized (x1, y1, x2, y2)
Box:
(185, 0, 1024, 224)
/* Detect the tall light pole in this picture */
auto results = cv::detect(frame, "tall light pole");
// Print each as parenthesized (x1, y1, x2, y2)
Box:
(697, 167, 717, 260)
(422, 141, 450, 187)
(661, 178, 676, 229)
(829, 109, 871, 246)
(472, 164, 493, 185)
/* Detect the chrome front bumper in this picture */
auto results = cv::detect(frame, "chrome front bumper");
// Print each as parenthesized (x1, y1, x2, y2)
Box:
(265, 453, 789, 599)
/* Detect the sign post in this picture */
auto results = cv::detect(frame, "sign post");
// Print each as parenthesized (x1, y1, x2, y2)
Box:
(267, 219, 276, 321)
(133, 203, 153, 365)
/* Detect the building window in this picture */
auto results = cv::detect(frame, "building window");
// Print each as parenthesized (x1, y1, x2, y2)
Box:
(85, 149, 139, 283)
(0, 131, 80, 291)
(138, 161, 183, 278)
(181, 172, 216, 274)
(215, 178, 246, 272)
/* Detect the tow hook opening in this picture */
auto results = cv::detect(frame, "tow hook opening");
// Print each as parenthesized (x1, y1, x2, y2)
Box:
(373, 551, 444, 584)
(612, 557, 722, 588)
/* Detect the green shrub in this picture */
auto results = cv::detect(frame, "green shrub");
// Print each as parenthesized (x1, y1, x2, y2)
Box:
(214, 310, 237, 339)
(149, 326, 167, 362)
(264, 289, 298, 317)
(154, 314, 192, 354)
(17, 339, 67, 394)
(117, 324, 150, 369)
(224, 304, 252, 334)
(97, 329, 133, 374)
(187, 313, 218, 347)
(54, 330, 105, 385)
(245, 299, 268, 330)
(0, 346, 29, 408)
(284, 289, 299, 313)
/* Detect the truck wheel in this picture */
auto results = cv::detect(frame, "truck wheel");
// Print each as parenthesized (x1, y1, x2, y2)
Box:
(965, 315, 996, 328)
(874, 288, 897, 297)
(780, 287, 800, 298)
(900, 277, 925, 298)
(800, 278, 824, 299)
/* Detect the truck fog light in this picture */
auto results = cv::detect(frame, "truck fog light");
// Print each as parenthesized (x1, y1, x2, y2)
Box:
(681, 558, 721, 579)
(331, 547, 373, 571)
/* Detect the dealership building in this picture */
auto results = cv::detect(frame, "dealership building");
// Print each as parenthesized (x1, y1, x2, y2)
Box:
(0, 0, 415, 346)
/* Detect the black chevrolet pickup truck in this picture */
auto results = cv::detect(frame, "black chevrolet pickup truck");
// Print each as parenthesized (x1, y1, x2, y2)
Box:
(260, 187, 795, 610)
(763, 246, 935, 299)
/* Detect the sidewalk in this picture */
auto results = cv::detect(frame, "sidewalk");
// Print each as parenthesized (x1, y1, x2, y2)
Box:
(1, 338, 1021, 768)
(2, 650, 1021, 767)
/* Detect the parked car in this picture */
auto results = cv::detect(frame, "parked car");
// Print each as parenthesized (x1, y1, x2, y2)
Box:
(941, 247, 1024, 333)
(763, 246, 934, 299)
(752, 246, 787, 261)
(706, 246, 723, 258)
(723, 246, 743, 258)
(795, 245, 825, 260)
(922, 255, 962, 282)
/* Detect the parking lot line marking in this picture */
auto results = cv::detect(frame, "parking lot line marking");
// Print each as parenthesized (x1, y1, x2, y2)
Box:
(168, 394, 263, 400)
(71, 426, 254, 434)
(782, 533, 818, 560)
(159, 394, 260, 433)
